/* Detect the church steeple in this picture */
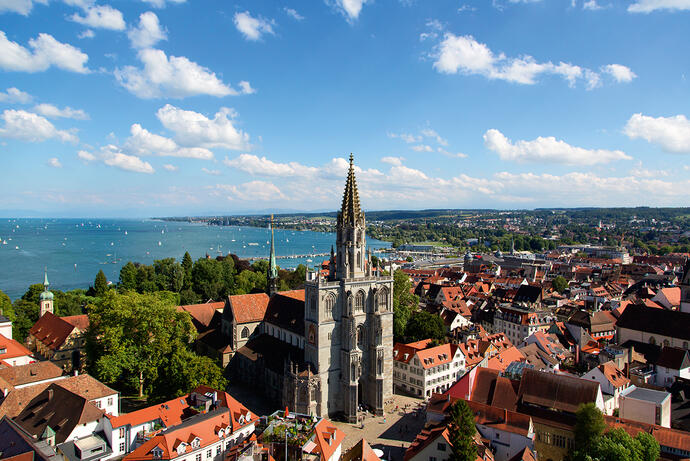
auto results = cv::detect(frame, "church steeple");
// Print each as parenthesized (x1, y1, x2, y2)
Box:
(335, 154, 366, 280)
(267, 215, 278, 296)
(39, 268, 54, 317)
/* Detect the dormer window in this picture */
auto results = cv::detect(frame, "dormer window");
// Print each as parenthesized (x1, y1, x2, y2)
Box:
(152, 448, 164, 459)
(191, 437, 201, 449)
(238, 415, 245, 425)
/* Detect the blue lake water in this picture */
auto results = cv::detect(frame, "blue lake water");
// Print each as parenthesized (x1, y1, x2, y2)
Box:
(0, 219, 390, 300)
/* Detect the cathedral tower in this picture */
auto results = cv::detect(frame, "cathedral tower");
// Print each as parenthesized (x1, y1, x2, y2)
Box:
(267, 215, 278, 297)
(303, 154, 394, 422)
(39, 269, 54, 317)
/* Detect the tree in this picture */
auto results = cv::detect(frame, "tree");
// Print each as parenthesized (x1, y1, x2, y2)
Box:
(87, 291, 196, 398)
(153, 348, 227, 399)
(571, 403, 607, 461)
(22, 284, 45, 304)
(0, 289, 15, 322)
(191, 258, 228, 301)
(12, 299, 39, 342)
(181, 252, 193, 289)
(635, 431, 660, 461)
(393, 270, 417, 340)
(54, 289, 94, 316)
(119, 262, 138, 291)
(552, 275, 568, 293)
(94, 270, 109, 297)
(405, 311, 445, 342)
(153, 258, 184, 292)
(447, 400, 477, 461)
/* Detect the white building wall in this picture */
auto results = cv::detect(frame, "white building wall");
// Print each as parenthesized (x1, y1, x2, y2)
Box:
(475, 425, 534, 461)
(406, 434, 451, 461)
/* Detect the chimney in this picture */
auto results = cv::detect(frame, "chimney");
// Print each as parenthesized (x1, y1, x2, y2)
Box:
(47, 389, 54, 400)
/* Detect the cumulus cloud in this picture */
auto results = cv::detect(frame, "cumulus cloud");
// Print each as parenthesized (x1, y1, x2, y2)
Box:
(624, 113, 690, 153)
(0, 109, 78, 142)
(0, 31, 89, 73)
(238, 81, 255, 95)
(48, 157, 62, 168)
(0, 0, 47, 15)
(124, 123, 214, 159)
(33, 103, 89, 120)
(223, 153, 318, 177)
(156, 104, 250, 150)
(215, 180, 286, 201)
(331, 0, 368, 21)
(483, 128, 630, 165)
(115, 48, 237, 98)
(0, 87, 32, 103)
(78, 29, 95, 39)
(628, 0, 690, 12)
(284, 7, 304, 20)
(79, 144, 154, 173)
(233, 11, 275, 41)
(70, 4, 125, 31)
(602, 64, 636, 82)
(163, 163, 178, 171)
(128, 11, 167, 49)
(433, 33, 628, 88)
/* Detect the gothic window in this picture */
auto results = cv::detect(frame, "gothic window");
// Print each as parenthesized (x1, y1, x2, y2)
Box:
(310, 294, 317, 317)
(649, 336, 656, 345)
(377, 287, 389, 312)
(357, 325, 366, 348)
(241, 327, 249, 339)
(377, 356, 383, 374)
(325, 293, 335, 318)
(355, 291, 364, 313)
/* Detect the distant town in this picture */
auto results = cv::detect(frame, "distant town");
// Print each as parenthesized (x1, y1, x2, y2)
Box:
(2, 160, 690, 461)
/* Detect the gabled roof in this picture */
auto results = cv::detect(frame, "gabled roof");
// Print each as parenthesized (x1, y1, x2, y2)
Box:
(342, 438, 381, 461)
(469, 368, 519, 411)
(616, 304, 690, 341)
(507, 447, 537, 461)
(54, 374, 117, 402)
(487, 346, 525, 372)
(0, 333, 33, 362)
(61, 315, 89, 332)
(415, 343, 458, 370)
(29, 312, 80, 351)
(0, 361, 63, 388)
(519, 343, 558, 370)
(597, 361, 630, 389)
(15, 383, 104, 444)
(0, 416, 57, 461)
(518, 369, 600, 414)
(176, 302, 224, 331)
(310, 418, 345, 461)
(655, 346, 690, 370)
(403, 423, 449, 461)
(264, 290, 305, 335)
(225, 293, 270, 324)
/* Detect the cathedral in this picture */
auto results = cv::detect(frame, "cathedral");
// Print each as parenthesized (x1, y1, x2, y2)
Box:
(225, 155, 394, 422)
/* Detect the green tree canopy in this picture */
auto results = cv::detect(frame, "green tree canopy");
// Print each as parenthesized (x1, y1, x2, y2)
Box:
(448, 400, 477, 461)
(552, 275, 568, 293)
(12, 299, 39, 342)
(87, 291, 196, 397)
(574, 403, 606, 452)
(0, 289, 15, 322)
(93, 270, 109, 297)
(153, 258, 184, 292)
(119, 262, 138, 291)
(405, 311, 445, 342)
(393, 270, 417, 340)
(22, 283, 45, 304)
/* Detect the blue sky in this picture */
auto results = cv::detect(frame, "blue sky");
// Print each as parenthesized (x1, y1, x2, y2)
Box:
(1, 0, 689, 217)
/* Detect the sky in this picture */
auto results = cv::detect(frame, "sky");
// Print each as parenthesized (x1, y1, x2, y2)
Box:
(1, 0, 689, 217)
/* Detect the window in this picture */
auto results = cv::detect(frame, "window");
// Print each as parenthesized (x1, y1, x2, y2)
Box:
(310, 294, 317, 316)
(216, 446, 221, 456)
(429, 457, 437, 461)
(377, 288, 389, 312)
(355, 291, 364, 313)
(119, 427, 125, 437)
(325, 294, 335, 318)
(207, 449, 212, 458)
(357, 325, 366, 348)
(119, 442, 125, 453)
(328, 332, 332, 340)
(241, 326, 249, 339)
(437, 443, 446, 451)
(107, 397, 113, 406)
(195, 454, 202, 461)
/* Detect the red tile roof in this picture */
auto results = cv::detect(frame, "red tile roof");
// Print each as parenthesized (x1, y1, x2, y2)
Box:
(598, 361, 630, 389)
(227, 293, 270, 324)
(0, 333, 33, 362)
(62, 314, 89, 331)
(28, 312, 80, 351)
(0, 361, 63, 388)
(604, 415, 690, 453)
(487, 346, 525, 372)
(310, 418, 345, 461)
(176, 302, 224, 329)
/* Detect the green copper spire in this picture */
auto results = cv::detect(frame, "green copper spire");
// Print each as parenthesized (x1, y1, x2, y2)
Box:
(267, 215, 278, 296)
(40, 268, 53, 301)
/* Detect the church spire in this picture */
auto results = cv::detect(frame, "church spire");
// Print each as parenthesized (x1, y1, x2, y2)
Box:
(339, 154, 362, 227)
(267, 214, 278, 296)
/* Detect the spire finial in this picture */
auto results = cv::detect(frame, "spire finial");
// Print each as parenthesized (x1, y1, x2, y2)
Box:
(349, 153, 354, 165)
(44, 267, 49, 288)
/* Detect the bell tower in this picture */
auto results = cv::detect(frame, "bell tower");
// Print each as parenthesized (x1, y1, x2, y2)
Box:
(39, 269, 54, 317)
(335, 154, 366, 280)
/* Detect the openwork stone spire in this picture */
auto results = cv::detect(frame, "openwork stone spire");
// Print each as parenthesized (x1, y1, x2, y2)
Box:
(339, 153, 362, 226)
(267, 215, 278, 296)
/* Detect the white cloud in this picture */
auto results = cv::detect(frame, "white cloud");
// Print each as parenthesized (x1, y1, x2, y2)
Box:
(433, 33, 627, 88)
(70, 4, 125, 31)
(78, 29, 95, 39)
(104, 151, 154, 173)
(0, 31, 89, 73)
(215, 180, 286, 201)
(124, 123, 214, 159)
(142, 0, 185, 7)
(33, 103, 89, 120)
(628, 0, 690, 12)
(223, 153, 318, 177)
(583, 0, 604, 9)
(284, 7, 304, 20)
(0, 0, 47, 15)
(163, 163, 178, 171)
(0, 109, 78, 142)
(115, 49, 237, 98)
(483, 128, 630, 165)
(48, 157, 62, 168)
(458, 4, 477, 12)
(77, 149, 96, 162)
(602, 64, 636, 82)
(331, 0, 368, 21)
(381, 156, 403, 166)
(202, 167, 221, 176)
(388, 132, 421, 143)
(233, 11, 275, 41)
(421, 128, 448, 146)
(128, 11, 167, 49)
(624, 113, 690, 153)
(0, 87, 32, 103)
(156, 104, 250, 150)
(411, 144, 433, 152)
(437, 147, 468, 158)
(629, 161, 669, 178)
(238, 81, 255, 95)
